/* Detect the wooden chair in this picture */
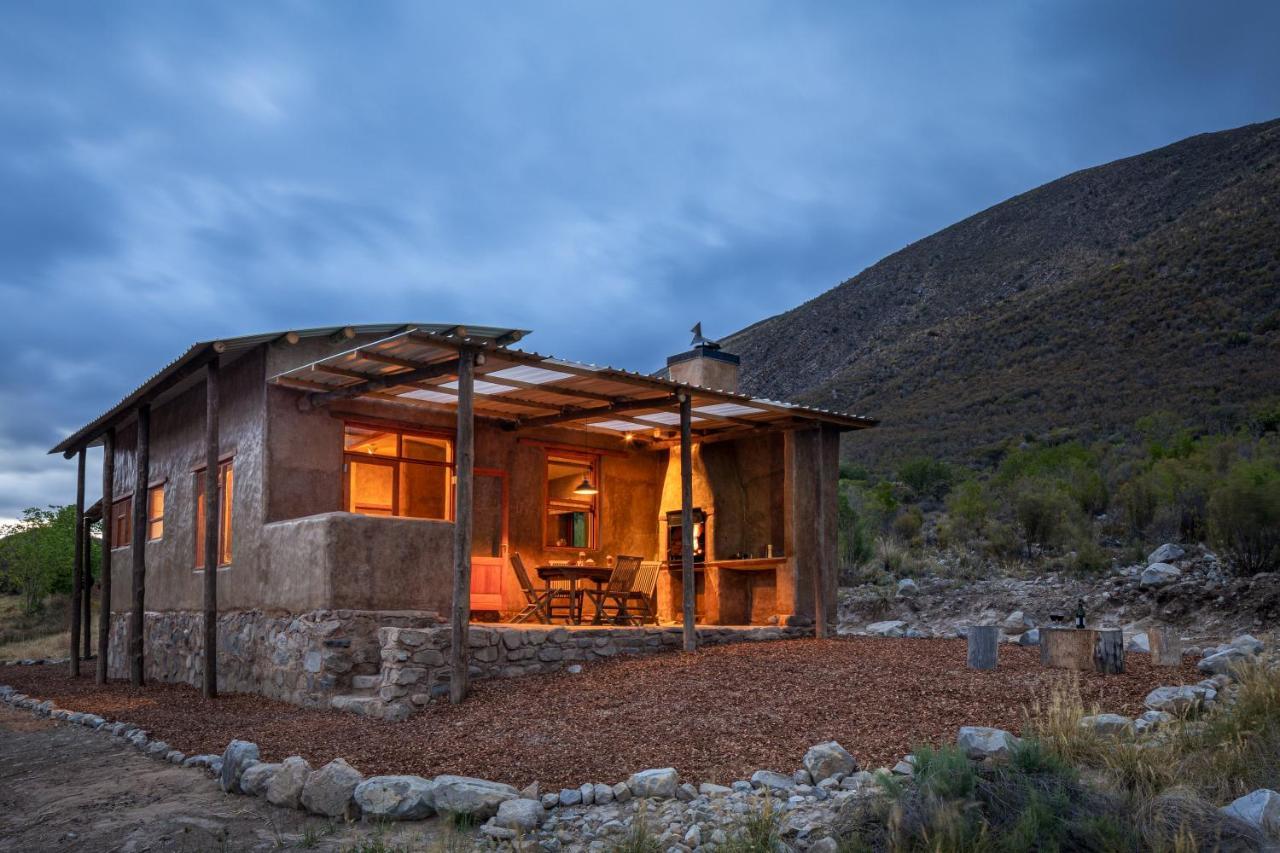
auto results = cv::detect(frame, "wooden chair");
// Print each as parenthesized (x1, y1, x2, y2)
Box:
(590, 555, 658, 624)
(509, 553, 575, 623)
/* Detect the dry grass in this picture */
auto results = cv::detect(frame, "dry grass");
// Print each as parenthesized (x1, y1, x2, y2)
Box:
(0, 594, 83, 663)
(0, 630, 70, 662)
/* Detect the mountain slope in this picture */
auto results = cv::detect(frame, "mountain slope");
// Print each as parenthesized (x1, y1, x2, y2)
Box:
(725, 118, 1280, 465)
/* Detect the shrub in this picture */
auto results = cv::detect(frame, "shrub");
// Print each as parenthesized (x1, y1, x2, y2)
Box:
(1011, 479, 1073, 555)
(891, 506, 924, 546)
(1114, 475, 1158, 538)
(896, 457, 956, 501)
(945, 480, 991, 540)
(837, 489, 874, 572)
(1208, 462, 1280, 575)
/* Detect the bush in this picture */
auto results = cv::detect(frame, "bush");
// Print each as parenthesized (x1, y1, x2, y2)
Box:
(891, 506, 923, 546)
(1208, 461, 1280, 576)
(1114, 475, 1158, 538)
(945, 480, 992, 541)
(1011, 479, 1074, 555)
(896, 457, 956, 501)
(0, 505, 78, 615)
(837, 489, 874, 572)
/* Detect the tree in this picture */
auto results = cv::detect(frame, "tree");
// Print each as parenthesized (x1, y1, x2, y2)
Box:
(1209, 463, 1280, 576)
(0, 505, 77, 614)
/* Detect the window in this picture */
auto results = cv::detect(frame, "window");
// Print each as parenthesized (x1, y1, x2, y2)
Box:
(544, 452, 598, 549)
(343, 424, 453, 520)
(195, 460, 234, 568)
(147, 484, 165, 541)
(111, 497, 132, 548)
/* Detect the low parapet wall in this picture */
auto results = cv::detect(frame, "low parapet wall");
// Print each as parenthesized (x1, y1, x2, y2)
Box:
(371, 623, 812, 715)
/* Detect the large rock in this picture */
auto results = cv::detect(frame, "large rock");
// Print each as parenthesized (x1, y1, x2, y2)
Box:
(1199, 647, 1251, 676)
(219, 740, 260, 794)
(957, 726, 1019, 760)
(1140, 563, 1181, 588)
(626, 767, 679, 799)
(802, 741, 857, 783)
(1144, 684, 1215, 715)
(493, 798, 546, 832)
(1078, 714, 1133, 736)
(432, 775, 519, 819)
(895, 578, 919, 597)
(354, 775, 435, 821)
(240, 762, 281, 798)
(1230, 634, 1265, 656)
(301, 758, 363, 820)
(1147, 544, 1185, 564)
(866, 620, 907, 638)
(1220, 789, 1280, 837)
(266, 756, 312, 809)
(1017, 628, 1041, 647)
(1001, 610, 1035, 635)
(750, 769, 796, 792)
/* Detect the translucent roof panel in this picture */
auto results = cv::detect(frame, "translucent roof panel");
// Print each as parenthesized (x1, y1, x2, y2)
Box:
(440, 380, 513, 395)
(400, 388, 455, 404)
(635, 412, 706, 426)
(486, 365, 575, 385)
(694, 402, 767, 417)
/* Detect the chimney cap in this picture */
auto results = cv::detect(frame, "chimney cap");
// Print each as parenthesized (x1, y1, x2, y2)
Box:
(689, 321, 721, 350)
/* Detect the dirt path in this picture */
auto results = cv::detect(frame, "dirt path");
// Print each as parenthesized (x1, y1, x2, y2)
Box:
(0, 705, 454, 853)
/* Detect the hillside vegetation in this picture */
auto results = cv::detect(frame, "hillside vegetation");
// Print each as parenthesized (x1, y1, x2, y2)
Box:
(725, 118, 1280, 468)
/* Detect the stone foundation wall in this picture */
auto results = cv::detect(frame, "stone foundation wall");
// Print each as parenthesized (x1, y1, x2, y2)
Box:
(377, 623, 812, 708)
(106, 609, 441, 707)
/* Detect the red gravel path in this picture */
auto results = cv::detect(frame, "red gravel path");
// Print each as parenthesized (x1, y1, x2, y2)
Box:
(1, 638, 1198, 788)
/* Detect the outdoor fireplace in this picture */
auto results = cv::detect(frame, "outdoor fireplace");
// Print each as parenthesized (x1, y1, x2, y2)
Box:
(665, 508, 707, 565)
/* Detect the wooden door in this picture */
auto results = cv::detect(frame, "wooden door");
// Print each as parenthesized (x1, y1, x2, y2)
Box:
(469, 469, 508, 613)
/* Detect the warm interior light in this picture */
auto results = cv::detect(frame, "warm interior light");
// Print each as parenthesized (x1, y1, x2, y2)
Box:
(573, 476, 598, 496)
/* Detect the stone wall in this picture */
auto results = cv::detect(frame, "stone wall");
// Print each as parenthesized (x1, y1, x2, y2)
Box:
(106, 608, 441, 707)
(376, 623, 812, 711)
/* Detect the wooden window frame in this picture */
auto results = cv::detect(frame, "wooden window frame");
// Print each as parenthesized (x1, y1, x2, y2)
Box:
(542, 449, 601, 551)
(194, 458, 234, 569)
(146, 482, 165, 541)
(110, 496, 132, 549)
(341, 421, 455, 521)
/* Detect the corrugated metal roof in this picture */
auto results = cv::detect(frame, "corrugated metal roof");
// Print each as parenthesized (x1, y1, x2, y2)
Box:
(48, 324, 529, 456)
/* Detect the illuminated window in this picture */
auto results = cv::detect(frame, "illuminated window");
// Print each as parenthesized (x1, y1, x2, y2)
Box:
(147, 484, 165, 541)
(195, 460, 234, 568)
(343, 424, 453, 520)
(111, 497, 132, 548)
(544, 452, 598, 549)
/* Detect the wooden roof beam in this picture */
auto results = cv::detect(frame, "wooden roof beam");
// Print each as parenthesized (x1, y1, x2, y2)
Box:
(299, 357, 462, 411)
(511, 394, 681, 430)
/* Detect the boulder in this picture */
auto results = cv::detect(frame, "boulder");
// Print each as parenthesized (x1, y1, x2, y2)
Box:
(1078, 714, 1133, 736)
(957, 726, 1019, 760)
(802, 741, 857, 783)
(1126, 632, 1151, 653)
(1199, 647, 1251, 676)
(750, 769, 795, 791)
(493, 798, 545, 832)
(1134, 710, 1174, 735)
(1230, 634, 1265, 656)
(432, 775, 519, 819)
(1144, 684, 1215, 715)
(301, 758, 363, 820)
(1140, 563, 1181, 588)
(866, 620, 907, 638)
(626, 767, 679, 799)
(1017, 628, 1041, 647)
(240, 762, 281, 798)
(354, 775, 435, 821)
(1146, 544, 1185, 564)
(593, 782, 613, 804)
(182, 754, 220, 770)
(557, 787, 581, 806)
(1001, 611, 1035, 635)
(219, 740, 260, 794)
(611, 781, 631, 802)
(1220, 789, 1280, 837)
(896, 578, 919, 597)
(266, 756, 312, 809)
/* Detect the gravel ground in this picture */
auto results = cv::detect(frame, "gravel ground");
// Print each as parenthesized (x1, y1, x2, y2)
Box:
(1, 637, 1199, 789)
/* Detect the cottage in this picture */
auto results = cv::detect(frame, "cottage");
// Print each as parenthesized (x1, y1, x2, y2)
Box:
(51, 324, 874, 710)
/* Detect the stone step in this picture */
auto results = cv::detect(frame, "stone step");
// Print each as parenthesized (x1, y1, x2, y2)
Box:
(330, 695, 386, 718)
(350, 674, 381, 691)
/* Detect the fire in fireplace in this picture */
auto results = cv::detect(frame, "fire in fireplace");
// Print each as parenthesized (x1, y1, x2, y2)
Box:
(666, 508, 707, 565)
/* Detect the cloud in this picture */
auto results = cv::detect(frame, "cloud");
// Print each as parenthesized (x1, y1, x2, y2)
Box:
(1, 2, 1279, 517)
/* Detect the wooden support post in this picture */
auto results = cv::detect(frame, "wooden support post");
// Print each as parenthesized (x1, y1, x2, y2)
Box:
(1149, 626, 1183, 666)
(813, 429, 829, 639)
(1041, 627, 1098, 670)
(81, 520, 92, 659)
(1094, 629, 1125, 674)
(129, 404, 150, 687)
(967, 625, 999, 670)
(449, 348, 476, 704)
(69, 448, 86, 676)
(96, 429, 114, 685)
(202, 358, 220, 699)
(680, 392, 696, 653)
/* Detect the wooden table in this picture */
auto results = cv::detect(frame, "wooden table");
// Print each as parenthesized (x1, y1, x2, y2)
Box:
(536, 565, 613, 624)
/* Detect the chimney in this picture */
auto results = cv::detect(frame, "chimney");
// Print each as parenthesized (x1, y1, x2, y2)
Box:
(666, 322, 740, 392)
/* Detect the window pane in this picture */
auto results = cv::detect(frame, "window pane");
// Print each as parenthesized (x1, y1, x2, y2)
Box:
(220, 464, 234, 565)
(348, 460, 395, 515)
(402, 434, 451, 464)
(344, 426, 398, 457)
(194, 471, 205, 568)
(400, 462, 450, 520)
(545, 453, 596, 548)
(548, 509, 589, 548)
(147, 486, 164, 540)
